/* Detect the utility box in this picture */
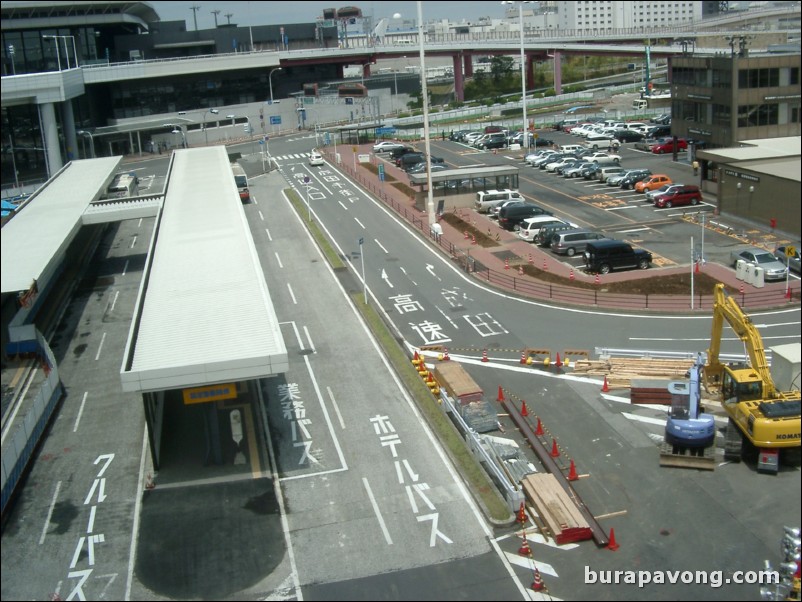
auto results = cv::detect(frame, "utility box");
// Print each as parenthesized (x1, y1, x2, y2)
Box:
(744, 263, 755, 285)
(770, 343, 801, 392)
(735, 259, 747, 280)
(753, 266, 765, 288)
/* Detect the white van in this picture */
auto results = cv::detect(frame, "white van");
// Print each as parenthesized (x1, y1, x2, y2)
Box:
(517, 216, 576, 242)
(559, 144, 584, 154)
(105, 173, 138, 199)
(475, 189, 524, 213)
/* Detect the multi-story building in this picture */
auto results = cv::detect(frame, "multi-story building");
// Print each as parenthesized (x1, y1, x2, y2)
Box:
(558, 1, 702, 31)
(671, 49, 801, 149)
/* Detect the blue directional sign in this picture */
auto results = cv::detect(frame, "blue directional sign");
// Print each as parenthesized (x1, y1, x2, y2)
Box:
(270, 116, 281, 125)
(378, 164, 385, 182)
(375, 127, 396, 135)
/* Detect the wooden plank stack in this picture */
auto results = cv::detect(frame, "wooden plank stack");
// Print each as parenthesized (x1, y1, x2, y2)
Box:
(521, 473, 592, 545)
(572, 357, 694, 390)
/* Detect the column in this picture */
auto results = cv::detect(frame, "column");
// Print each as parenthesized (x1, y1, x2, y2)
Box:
(362, 63, 371, 80)
(553, 50, 562, 96)
(453, 54, 464, 103)
(463, 54, 473, 78)
(40, 102, 63, 175)
(61, 100, 78, 162)
(526, 54, 535, 92)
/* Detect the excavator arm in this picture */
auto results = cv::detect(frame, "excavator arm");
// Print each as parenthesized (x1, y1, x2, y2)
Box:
(706, 284, 775, 398)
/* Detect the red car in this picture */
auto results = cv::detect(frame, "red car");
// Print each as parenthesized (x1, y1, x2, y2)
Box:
(651, 138, 688, 154)
(653, 185, 702, 208)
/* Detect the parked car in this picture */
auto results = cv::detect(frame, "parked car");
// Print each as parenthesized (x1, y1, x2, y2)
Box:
(555, 159, 585, 175)
(545, 157, 578, 173)
(651, 138, 688, 154)
(406, 163, 447, 175)
(645, 183, 683, 203)
(309, 151, 325, 166)
(476, 132, 508, 150)
(618, 169, 652, 190)
(653, 185, 702, 208)
(517, 216, 576, 242)
(491, 199, 527, 219)
(650, 113, 672, 124)
(535, 153, 567, 168)
(533, 137, 555, 147)
(398, 152, 425, 169)
(390, 146, 417, 161)
(635, 174, 672, 193)
(606, 169, 643, 187)
(581, 163, 604, 180)
(497, 203, 552, 231)
(475, 189, 524, 214)
(550, 229, 609, 256)
(583, 133, 615, 150)
(730, 248, 789, 281)
(587, 151, 621, 164)
(614, 129, 645, 143)
(563, 162, 595, 178)
(524, 149, 557, 165)
(373, 141, 406, 153)
(774, 245, 801, 275)
(449, 130, 472, 142)
(536, 222, 580, 247)
(584, 240, 652, 274)
(596, 166, 625, 183)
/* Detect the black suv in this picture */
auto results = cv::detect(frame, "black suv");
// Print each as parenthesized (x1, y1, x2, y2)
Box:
(390, 146, 416, 162)
(584, 240, 652, 274)
(497, 203, 552, 231)
(618, 169, 652, 190)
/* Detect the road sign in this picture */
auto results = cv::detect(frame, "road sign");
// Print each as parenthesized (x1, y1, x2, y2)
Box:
(378, 164, 385, 182)
(375, 127, 396, 135)
(303, 175, 310, 184)
(787, 245, 797, 258)
(359, 237, 364, 246)
(270, 116, 281, 125)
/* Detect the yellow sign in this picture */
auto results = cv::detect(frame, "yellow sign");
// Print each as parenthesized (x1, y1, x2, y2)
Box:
(786, 245, 796, 258)
(183, 383, 237, 405)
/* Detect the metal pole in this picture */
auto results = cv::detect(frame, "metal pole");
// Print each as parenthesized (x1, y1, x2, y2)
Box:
(690, 236, 694, 310)
(417, 1, 436, 228)
(360, 238, 367, 305)
(519, 2, 527, 148)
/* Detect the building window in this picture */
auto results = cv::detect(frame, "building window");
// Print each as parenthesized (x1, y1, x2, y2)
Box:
(737, 104, 779, 127)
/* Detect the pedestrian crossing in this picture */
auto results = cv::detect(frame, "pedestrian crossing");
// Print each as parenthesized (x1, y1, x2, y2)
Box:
(270, 152, 314, 162)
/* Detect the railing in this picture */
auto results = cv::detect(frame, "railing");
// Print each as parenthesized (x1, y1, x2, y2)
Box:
(329, 152, 800, 312)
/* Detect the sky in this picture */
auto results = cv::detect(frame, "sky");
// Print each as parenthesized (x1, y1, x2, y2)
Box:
(148, 1, 505, 29)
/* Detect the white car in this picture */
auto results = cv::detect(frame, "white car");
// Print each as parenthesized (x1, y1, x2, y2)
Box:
(372, 141, 405, 153)
(517, 216, 577, 242)
(587, 152, 621, 164)
(309, 151, 325, 166)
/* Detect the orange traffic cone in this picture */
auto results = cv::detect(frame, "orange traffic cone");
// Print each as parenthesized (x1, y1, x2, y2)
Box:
(601, 376, 610, 393)
(518, 530, 532, 557)
(472, 234, 477, 245)
(535, 417, 544, 436)
(695, 260, 700, 274)
(528, 253, 534, 265)
(481, 349, 489, 362)
(739, 281, 744, 294)
(145, 473, 155, 490)
(595, 273, 600, 285)
(505, 258, 510, 270)
(517, 502, 527, 524)
(521, 401, 529, 417)
(786, 287, 792, 300)
(568, 459, 578, 481)
(554, 353, 562, 368)
(518, 265, 524, 275)
(569, 269, 575, 281)
(497, 386, 505, 402)
(412, 351, 421, 366)
(550, 438, 560, 458)
(531, 567, 546, 592)
(542, 258, 548, 271)
(607, 528, 620, 551)
(520, 351, 527, 364)
(464, 230, 469, 239)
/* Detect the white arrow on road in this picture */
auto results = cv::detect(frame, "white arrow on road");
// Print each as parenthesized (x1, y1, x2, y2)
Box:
(426, 264, 441, 281)
(381, 269, 394, 288)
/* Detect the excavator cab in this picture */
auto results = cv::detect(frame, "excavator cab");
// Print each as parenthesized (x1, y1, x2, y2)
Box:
(722, 367, 765, 404)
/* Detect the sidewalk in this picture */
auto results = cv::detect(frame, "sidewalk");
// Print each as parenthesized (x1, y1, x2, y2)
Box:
(321, 142, 799, 312)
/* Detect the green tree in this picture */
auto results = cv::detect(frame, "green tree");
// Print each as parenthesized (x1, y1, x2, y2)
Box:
(490, 55, 515, 83)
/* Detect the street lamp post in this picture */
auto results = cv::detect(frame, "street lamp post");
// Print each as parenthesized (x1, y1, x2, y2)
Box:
(77, 130, 95, 158)
(269, 67, 283, 104)
(163, 123, 187, 148)
(502, 1, 532, 148)
(203, 108, 219, 145)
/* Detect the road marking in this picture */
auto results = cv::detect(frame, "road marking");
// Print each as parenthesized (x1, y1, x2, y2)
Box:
(39, 480, 62, 545)
(73, 391, 88, 432)
(274, 252, 284, 269)
(363, 477, 393, 545)
(327, 386, 346, 430)
(95, 332, 106, 361)
(287, 283, 297, 305)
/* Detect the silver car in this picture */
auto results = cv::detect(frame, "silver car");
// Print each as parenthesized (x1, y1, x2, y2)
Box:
(774, 245, 801, 275)
(730, 248, 789, 281)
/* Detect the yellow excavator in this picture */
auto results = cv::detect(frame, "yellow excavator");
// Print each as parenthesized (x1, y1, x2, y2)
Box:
(704, 284, 801, 473)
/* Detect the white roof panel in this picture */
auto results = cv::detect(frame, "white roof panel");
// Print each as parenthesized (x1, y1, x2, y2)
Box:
(1, 157, 121, 293)
(121, 147, 287, 392)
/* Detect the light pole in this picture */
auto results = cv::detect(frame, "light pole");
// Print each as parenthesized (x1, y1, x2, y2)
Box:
(269, 67, 283, 104)
(163, 124, 187, 148)
(502, 1, 532, 148)
(77, 130, 95, 158)
(203, 108, 219, 145)
(416, 0, 436, 228)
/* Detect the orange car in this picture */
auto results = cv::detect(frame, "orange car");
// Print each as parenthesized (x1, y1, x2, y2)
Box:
(635, 174, 672, 193)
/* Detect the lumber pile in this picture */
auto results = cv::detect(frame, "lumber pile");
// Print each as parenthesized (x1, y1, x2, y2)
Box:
(520, 473, 592, 545)
(572, 357, 694, 390)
